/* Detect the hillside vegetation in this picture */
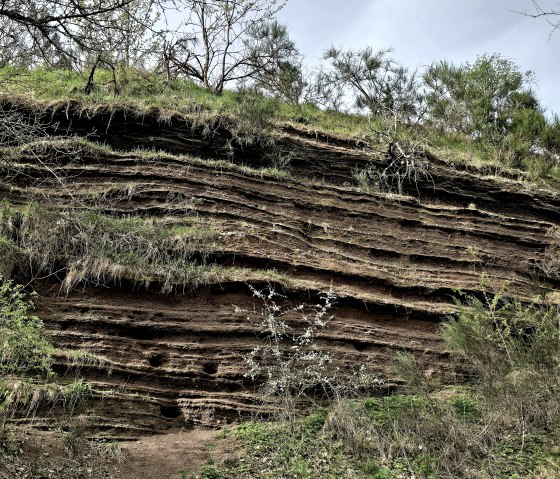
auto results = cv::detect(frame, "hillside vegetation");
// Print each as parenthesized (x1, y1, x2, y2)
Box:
(1, 66, 559, 188)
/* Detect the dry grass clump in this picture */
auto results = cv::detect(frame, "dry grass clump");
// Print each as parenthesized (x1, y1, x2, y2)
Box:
(0, 201, 218, 293)
(537, 227, 560, 280)
(2, 378, 91, 422)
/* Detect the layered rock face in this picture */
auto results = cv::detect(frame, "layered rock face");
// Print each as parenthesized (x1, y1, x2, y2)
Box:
(2, 104, 558, 437)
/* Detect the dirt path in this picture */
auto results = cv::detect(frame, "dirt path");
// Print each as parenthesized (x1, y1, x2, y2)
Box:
(115, 430, 218, 479)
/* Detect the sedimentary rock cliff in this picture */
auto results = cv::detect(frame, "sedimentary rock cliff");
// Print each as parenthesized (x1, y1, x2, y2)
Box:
(2, 101, 558, 437)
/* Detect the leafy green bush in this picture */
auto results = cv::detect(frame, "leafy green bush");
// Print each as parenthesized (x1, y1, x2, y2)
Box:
(443, 293, 560, 377)
(0, 275, 52, 376)
(0, 274, 96, 428)
(444, 291, 560, 430)
(422, 54, 560, 170)
(424, 55, 540, 143)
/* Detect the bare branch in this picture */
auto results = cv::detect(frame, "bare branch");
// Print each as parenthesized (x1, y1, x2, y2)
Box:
(166, 0, 287, 93)
(514, 1, 560, 38)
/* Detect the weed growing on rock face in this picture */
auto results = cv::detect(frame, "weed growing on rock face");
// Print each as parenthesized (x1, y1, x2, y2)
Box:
(536, 226, 560, 280)
(239, 285, 381, 423)
(0, 275, 52, 377)
(352, 153, 432, 195)
(263, 149, 294, 175)
(352, 164, 382, 193)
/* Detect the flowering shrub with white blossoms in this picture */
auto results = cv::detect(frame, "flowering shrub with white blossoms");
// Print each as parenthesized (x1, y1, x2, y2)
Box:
(238, 285, 382, 420)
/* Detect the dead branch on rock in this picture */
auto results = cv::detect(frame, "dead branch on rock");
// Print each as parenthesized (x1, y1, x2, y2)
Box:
(364, 109, 432, 195)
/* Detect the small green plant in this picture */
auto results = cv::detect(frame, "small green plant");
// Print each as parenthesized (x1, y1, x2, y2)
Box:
(264, 149, 294, 174)
(59, 379, 92, 414)
(362, 461, 394, 478)
(179, 470, 195, 479)
(392, 350, 424, 389)
(524, 154, 557, 181)
(353, 164, 382, 193)
(450, 394, 481, 421)
(200, 464, 226, 479)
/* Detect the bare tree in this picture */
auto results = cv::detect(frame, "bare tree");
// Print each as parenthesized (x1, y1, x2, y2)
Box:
(0, 18, 37, 67)
(166, 0, 286, 94)
(0, 107, 51, 148)
(77, 0, 160, 93)
(0, 0, 141, 65)
(117, 0, 160, 70)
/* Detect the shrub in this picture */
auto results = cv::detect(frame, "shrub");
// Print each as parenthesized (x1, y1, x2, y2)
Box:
(443, 293, 560, 377)
(224, 88, 277, 151)
(443, 291, 560, 430)
(0, 274, 52, 376)
(0, 275, 96, 443)
(240, 285, 380, 422)
(212, 290, 560, 478)
(322, 292, 560, 478)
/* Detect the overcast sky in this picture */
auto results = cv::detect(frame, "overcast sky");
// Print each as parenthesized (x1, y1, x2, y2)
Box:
(277, 0, 560, 114)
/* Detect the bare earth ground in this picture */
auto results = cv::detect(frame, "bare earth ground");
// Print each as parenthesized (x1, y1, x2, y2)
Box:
(1, 429, 221, 479)
(116, 430, 218, 479)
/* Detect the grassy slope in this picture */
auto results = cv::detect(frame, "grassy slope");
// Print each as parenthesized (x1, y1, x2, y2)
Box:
(201, 397, 560, 479)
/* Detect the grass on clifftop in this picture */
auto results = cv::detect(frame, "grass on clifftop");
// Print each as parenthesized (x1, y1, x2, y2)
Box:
(0, 67, 370, 139)
(3, 66, 559, 188)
